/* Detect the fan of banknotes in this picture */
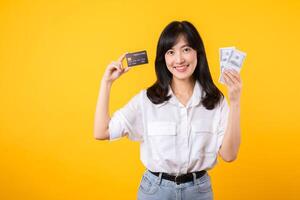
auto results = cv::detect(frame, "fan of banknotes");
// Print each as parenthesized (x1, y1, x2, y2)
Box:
(219, 47, 246, 84)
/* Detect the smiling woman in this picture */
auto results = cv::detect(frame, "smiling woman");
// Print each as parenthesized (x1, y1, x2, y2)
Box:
(94, 20, 242, 200)
(147, 21, 223, 110)
(165, 36, 197, 78)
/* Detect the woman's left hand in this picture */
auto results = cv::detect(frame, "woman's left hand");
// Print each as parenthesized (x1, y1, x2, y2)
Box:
(223, 69, 242, 104)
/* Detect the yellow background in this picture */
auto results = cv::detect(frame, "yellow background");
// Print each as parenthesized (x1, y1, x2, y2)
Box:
(1, 0, 300, 199)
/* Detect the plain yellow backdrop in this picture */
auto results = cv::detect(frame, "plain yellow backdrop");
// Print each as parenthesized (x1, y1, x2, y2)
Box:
(1, 0, 300, 199)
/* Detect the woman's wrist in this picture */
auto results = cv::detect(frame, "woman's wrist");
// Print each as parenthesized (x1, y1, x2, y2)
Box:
(229, 99, 241, 107)
(229, 100, 241, 108)
(101, 78, 113, 86)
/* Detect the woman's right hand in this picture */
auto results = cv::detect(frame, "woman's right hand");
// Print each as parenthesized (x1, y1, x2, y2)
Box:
(102, 53, 131, 83)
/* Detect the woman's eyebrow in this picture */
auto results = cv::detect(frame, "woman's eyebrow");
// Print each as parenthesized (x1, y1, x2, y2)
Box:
(170, 44, 190, 50)
(180, 44, 190, 48)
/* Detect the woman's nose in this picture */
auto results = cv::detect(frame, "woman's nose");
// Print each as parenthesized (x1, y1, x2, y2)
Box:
(175, 53, 184, 63)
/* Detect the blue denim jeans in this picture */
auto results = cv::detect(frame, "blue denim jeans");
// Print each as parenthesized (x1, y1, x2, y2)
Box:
(137, 170, 213, 200)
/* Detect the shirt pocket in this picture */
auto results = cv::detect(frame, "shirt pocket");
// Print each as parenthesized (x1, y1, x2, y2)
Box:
(191, 120, 217, 156)
(147, 121, 177, 163)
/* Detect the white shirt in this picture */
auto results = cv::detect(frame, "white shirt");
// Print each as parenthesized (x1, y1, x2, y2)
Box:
(108, 80, 229, 175)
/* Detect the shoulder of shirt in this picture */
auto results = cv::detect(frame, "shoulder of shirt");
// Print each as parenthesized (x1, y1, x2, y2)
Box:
(135, 89, 152, 104)
(129, 89, 147, 103)
(134, 89, 146, 98)
(139, 89, 147, 101)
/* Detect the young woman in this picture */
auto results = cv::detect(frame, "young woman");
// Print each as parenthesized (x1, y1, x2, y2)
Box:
(94, 21, 242, 200)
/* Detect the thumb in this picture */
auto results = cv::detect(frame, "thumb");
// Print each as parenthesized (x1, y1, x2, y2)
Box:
(123, 67, 131, 73)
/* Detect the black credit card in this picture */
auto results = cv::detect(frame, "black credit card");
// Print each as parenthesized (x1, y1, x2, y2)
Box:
(125, 50, 148, 67)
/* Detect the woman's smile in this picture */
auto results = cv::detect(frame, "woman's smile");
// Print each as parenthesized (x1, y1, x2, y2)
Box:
(174, 64, 189, 72)
(165, 35, 197, 80)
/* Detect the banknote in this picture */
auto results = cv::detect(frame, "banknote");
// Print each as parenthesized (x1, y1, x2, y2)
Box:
(225, 49, 246, 72)
(219, 47, 246, 84)
(219, 47, 235, 83)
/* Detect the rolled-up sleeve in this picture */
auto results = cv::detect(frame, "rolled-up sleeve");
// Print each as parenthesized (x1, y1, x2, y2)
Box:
(108, 91, 144, 142)
(216, 97, 230, 150)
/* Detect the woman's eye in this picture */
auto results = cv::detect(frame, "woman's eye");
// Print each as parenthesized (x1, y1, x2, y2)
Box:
(183, 48, 191, 53)
(167, 50, 174, 55)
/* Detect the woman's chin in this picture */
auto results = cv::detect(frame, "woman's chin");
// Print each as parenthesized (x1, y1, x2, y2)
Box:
(172, 74, 193, 81)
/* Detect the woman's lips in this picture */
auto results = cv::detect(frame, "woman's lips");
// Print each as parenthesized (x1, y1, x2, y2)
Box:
(174, 64, 189, 72)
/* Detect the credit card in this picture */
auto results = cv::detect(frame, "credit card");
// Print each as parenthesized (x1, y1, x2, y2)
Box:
(125, 50, 148, 67)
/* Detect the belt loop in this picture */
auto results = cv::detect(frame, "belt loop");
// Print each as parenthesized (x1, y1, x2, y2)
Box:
(192, 172, 197, 185)
(155, 172, 163, 185)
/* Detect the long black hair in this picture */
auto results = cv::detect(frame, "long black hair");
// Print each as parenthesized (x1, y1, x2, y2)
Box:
(146, 21, 224, 110)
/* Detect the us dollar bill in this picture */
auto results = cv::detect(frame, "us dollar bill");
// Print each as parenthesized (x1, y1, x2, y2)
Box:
(219, 47, 235, 83)
(219, 47, 246, 84)
(225, 49, 246, 72)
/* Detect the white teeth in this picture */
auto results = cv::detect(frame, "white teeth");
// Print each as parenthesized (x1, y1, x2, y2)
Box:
(174, 65, 188, 69)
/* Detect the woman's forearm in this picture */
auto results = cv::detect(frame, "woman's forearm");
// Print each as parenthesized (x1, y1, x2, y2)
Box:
(93, 80, 112, 140)
(219, 102, 241, 162)
(94, 53, 130, 140)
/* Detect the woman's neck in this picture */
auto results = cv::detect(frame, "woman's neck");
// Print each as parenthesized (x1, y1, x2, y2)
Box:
(170, 78, 196, 97)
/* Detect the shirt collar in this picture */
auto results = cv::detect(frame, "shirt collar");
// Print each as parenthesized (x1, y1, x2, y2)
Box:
(155, 80, 202, 108)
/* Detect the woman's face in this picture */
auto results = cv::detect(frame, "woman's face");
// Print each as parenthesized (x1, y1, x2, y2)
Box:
(165, 35, 197, 81)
